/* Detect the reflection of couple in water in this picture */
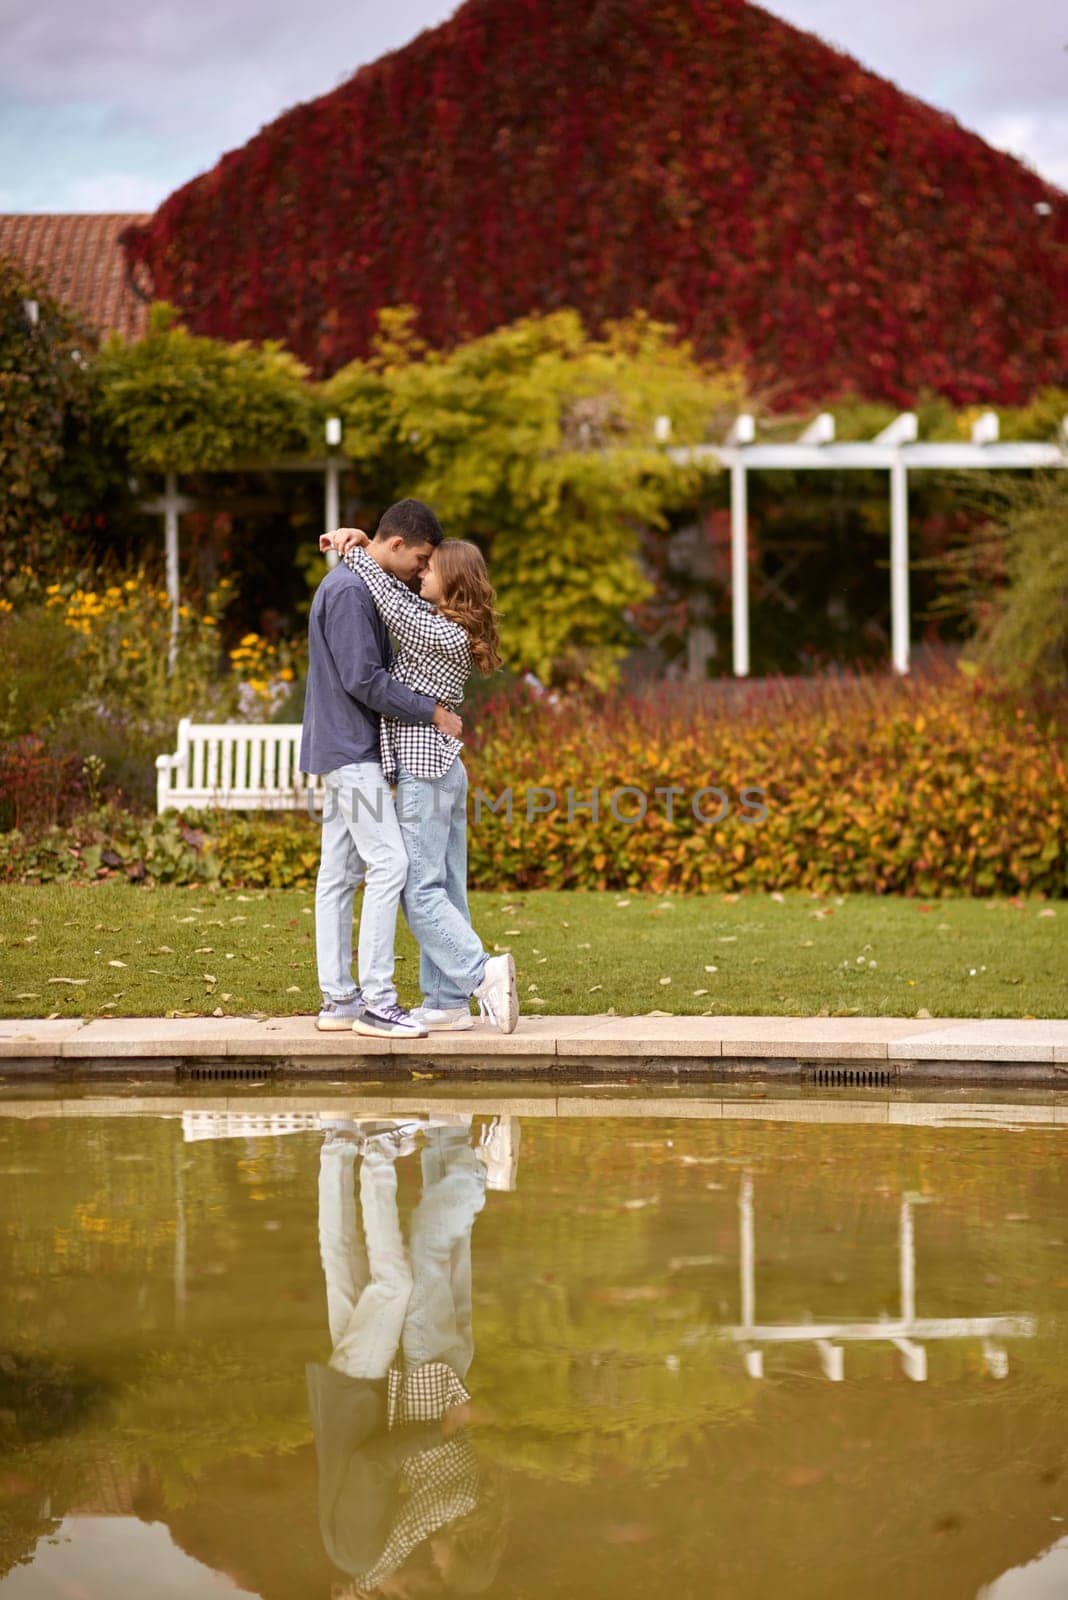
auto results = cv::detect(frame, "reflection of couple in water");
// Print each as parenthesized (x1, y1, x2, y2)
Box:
(307, 1118, 509, 1596)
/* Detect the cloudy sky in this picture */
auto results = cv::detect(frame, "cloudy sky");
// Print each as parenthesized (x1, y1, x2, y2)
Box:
(2, 0, 1065, 213)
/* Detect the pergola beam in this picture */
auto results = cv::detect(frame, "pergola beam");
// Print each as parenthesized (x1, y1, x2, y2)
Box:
(669, 414, 1066, 681)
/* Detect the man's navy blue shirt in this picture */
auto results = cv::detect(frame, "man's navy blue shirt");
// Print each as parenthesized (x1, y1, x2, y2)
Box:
(299, 562, 435, 776)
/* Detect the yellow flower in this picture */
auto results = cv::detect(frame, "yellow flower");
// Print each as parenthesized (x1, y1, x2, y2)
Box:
(279, 667, 295, 682)
(202, 615, 216, 626)
(46, 583, 61, 595)
(239, 632, 260, 646)
(124, 579, 138, 592)
(0, 598, 13, 614)
(106, 586, 122, 599)
(248, 677, 268, 693)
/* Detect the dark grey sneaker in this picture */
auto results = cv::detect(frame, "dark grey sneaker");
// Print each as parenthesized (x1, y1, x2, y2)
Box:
(352, 1002, 428, 1039)
(317, 995, 365, 1032)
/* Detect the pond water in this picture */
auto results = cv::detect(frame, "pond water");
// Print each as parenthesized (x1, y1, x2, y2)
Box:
(0, 1093, 1066, 1600)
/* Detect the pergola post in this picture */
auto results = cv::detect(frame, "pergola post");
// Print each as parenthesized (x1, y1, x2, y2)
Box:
(324, 416, 342, 569)
(730, 459, 749, 678)
(726, 415, 755, 678)
(889, 458, 910, 675)
(875, 414, 918, 677)
(140, 474, 194, 675)
(163, 471, 181, 675)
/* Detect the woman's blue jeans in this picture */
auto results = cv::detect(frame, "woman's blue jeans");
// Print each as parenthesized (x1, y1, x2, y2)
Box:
(395, 759, 487, 1009)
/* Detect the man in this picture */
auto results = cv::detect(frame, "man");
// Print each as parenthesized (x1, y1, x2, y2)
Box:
(300, 498, 462, 1040)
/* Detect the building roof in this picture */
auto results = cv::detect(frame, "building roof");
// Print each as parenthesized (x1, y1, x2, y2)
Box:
(0, 213, 149, 341)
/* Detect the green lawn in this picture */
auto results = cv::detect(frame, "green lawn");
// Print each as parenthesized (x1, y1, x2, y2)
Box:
(0, 884, 1064, 1021)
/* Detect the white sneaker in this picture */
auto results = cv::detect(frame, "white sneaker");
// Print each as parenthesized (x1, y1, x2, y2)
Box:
(320, 1116, 365, 1144)
(352, 1002, 428, 1039)
(410, 1004, 476, 1032)
(477, 1115, 521, 1191)
(363, 1120, 423, 1160)
(474, 953, 518, 1034)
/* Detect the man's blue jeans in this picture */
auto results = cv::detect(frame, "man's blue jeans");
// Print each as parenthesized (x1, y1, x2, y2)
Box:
(316, 761, 408, 1013)
(395, 759, 487, 1010)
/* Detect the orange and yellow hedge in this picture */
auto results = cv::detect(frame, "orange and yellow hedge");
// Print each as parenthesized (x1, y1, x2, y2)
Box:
(2, 665, 1063, 898)
(462, 666, 1066, 897)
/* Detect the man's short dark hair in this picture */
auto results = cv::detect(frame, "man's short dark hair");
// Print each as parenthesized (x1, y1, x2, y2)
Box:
(375, 498, 444, 547)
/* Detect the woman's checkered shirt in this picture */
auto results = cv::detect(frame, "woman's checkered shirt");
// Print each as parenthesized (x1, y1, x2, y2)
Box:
(343, 547, 471, 784)
(354, 1359, 479, 1589)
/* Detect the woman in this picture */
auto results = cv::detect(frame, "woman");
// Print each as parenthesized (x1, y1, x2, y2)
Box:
(319, 528, 517, 1035)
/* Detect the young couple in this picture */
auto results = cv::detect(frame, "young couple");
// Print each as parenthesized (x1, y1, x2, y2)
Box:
(300, 497, 519, 1041)
(309, 1115, 505, 1595)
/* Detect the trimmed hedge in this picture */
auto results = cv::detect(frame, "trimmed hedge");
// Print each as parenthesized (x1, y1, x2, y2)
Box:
(1, 665, 1063, 897)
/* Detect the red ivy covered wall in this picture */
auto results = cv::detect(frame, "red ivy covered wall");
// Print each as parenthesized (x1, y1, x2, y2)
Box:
(122, 0, 1067, 406)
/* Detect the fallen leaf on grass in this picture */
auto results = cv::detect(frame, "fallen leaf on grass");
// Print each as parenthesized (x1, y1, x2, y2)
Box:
(194, 947, 214, 955)
(47, 977, 88, 986)
(704, 965, 719, 974)
(285, 985, 301, 993)
(107, 960, 127, 969)
(589, 984, 603, 992)
(658, 977, 672, 986)
(692, 988, 708, 997)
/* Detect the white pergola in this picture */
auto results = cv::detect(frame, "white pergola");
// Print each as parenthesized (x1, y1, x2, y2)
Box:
(669, 410, 1068, 677)
(141, 416, 346, 672)
(143, 410, 1067, 678)
(726, 1174, 1034, 1383)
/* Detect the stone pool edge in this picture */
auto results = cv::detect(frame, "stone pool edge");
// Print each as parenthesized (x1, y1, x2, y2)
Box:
(2, 1014, 1067, 1086)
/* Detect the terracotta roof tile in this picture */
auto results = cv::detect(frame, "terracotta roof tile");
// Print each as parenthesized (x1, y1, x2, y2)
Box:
(0, 213, 150, 341)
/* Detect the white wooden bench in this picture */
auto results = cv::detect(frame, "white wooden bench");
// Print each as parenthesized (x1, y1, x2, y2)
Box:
(156, 719, 325, 812)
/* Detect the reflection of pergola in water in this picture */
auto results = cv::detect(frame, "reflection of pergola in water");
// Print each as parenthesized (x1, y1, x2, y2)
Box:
(727, 1175, 1035, 1383)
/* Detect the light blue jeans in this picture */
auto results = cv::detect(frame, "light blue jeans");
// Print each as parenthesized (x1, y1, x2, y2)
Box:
(402, 1127, 487, 1379)
(318, 1139, 412, 1380)
(395, 759, 487, 1010)
(315, 761, 408, 1013)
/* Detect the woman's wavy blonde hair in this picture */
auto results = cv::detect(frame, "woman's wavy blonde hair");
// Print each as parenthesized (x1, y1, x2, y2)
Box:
(434, 540, 502, 675)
